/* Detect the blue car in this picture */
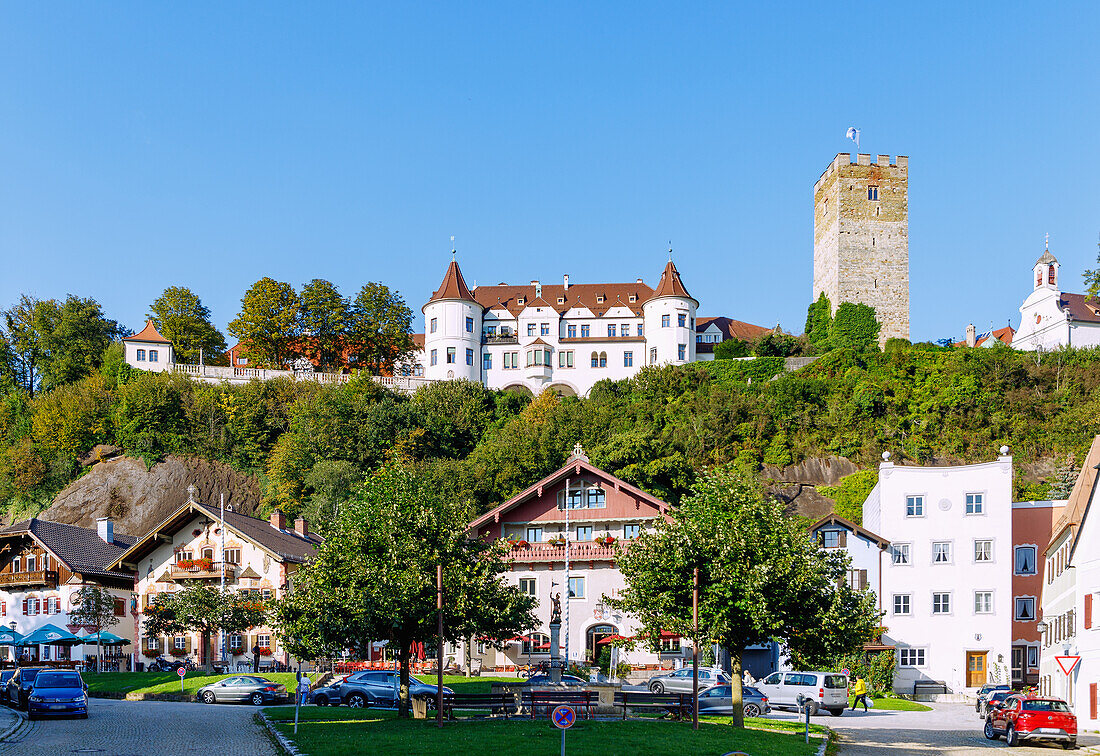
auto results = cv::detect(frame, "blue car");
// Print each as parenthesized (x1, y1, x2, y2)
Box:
(27, 670, 88, 720)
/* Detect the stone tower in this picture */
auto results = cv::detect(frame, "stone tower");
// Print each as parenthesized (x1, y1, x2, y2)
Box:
(813, 153, 909, 344)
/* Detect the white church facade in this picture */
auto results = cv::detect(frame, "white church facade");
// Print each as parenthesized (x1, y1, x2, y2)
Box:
(1013, 245, 1100, 352)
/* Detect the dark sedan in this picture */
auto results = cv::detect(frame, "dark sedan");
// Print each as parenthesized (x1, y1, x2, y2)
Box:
(27, 670, 88, 720)
(6, 668, 42, 710)
(0, 670, 15, 706)
(698, 685, 771, 717)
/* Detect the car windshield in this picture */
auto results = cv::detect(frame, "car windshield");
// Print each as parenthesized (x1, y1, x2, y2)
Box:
(20, 670, 40, 683)
(991, 692, 1011, 702)
(824, 675, 847, 689)
(1023, 700, 1071, 712)
(35, 673, 81, 688)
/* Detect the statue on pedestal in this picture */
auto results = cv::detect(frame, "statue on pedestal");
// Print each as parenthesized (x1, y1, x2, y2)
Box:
(550, 592, 562, 623)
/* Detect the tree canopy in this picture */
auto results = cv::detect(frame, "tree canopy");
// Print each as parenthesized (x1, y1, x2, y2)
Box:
(148, 286, 227, 364)
(227, 277, 302, 369)
(145, 584, 268, 671)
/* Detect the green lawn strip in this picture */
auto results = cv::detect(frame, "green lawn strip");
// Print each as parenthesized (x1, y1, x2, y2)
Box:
(86, 671, 316, 697)
(268, 713, 822, 756)
(847, 696, 931, 712)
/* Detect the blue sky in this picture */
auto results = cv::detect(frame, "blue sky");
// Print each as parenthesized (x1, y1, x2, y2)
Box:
(2, 3, 1098, 342)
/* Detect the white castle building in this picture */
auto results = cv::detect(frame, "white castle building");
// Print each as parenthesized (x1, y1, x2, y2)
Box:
(416, 257, 700, 397)
(1013, 242, 1100, 351)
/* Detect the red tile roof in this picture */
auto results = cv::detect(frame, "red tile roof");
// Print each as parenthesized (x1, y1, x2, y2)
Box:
(429, 260, 476, 303)
(696, 316, 773, 340)
(473, 282, 654, 317)
(647, 260, 695, 303)
(411, 334, 425, 349)
(123, 320, 172, 344)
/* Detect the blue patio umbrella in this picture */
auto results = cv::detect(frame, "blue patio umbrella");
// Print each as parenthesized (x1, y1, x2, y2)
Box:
(16, 623, 82, 646)
(0, 629, 22, 645)
(80, 631, 130, 646)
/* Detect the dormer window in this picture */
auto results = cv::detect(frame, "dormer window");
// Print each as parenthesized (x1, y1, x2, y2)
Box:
(596, 295, 605, 304)
(557, 297, 565, 304)
(517, 297, 525, 306)
(628, 294, 637, 303)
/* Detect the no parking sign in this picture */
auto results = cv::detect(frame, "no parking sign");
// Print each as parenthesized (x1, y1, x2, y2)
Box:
(552, 705, 575, 729)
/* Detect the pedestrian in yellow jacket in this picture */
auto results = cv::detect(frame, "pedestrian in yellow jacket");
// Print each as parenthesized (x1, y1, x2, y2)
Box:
(850, 676, 869, 712)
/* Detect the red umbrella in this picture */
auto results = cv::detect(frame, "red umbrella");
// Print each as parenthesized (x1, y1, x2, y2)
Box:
(597, 634, 633, 645)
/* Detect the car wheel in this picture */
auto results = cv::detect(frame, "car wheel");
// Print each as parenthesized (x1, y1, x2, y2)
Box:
(743, 703, 761, 717)
(649, 682, 664, 694)
(201, 691, 216, 705)
(803, 701, 818, 716)
(314, 694, 328, 706)
(1063, 741, 1076, 750)
(829, 708, 844, 717)
(346, 692, 367, 709)
(984, 720, 999, 740)
(1006, 725, 1019, 747)
(250, 692, 265, 706)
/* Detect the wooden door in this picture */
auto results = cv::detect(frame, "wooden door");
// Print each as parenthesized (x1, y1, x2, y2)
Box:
(966, 651, 987, 688)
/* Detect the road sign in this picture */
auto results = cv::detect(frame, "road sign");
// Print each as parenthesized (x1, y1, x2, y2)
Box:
(552, 705, 575, 730)
(177, 666, 187, 677)
(841, 668, 850, 677)
(1056, 656, 1081, 675)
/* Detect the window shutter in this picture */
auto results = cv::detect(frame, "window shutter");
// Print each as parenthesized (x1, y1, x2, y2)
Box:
(839, 531, 848, 548)
(185, 636, 192, 653)
(22, 599, 27, 616)
(1092, 683, 1098, 721)
(1087, 594, 1093, 630)
(859, 570, 868, 590)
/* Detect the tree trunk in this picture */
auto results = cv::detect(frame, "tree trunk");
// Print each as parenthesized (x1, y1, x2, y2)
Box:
(729, 648, 745, 729)
(464, 636, 472, 678)
(397, 640, 411, 718)
(202, 630, 212, 673)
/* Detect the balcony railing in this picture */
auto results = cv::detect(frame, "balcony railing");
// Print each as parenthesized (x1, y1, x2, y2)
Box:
(483, 334, 519, 345)
(169, 562, 237, 581)
(507, 543, 623, 563)
(0, 570, 59, 588)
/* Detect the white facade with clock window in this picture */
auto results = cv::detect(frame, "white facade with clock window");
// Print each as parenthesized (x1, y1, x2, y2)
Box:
(863, 451, 1013, 693)
(1013, 245, 1100, 352)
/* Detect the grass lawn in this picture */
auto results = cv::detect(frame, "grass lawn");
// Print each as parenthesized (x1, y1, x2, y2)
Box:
(263, 707, 824, 756)
(85, 671, 317, 697)
(847, 696, 932, 712)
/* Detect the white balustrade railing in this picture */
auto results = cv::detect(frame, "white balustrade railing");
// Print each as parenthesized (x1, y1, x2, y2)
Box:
(169, 364, 433, 394)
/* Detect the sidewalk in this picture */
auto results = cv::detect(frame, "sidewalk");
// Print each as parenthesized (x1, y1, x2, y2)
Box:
(0, 706, 22, 742)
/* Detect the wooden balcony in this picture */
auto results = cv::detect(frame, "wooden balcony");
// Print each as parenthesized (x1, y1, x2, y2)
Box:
(169, 562, 237, 581)
(0, 570, 59, 588)
(507, 542, 623, 564)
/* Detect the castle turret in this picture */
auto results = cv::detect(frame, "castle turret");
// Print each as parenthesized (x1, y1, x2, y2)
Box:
(422, 258, 482, 382)
(1033, 246, 1059, 291)
(642, 259, 698, 366)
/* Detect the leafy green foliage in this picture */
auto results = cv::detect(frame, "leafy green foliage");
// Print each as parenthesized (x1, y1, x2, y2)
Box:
(829, 302, 881, 352)
(299, 279, 350, 371)
(70, 585, 123, 672)
(827, 649, 896, 696)
(147, 286, 227, 365)
(228, 277, 302, 368)
(817, 469, 878, 524)
(713, 338, 751, 359)
(145, 584, 268, 671)
(804, 293, 832, 346)
(346, 282, 414, 375)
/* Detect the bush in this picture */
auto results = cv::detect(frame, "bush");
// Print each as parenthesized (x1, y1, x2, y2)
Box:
(714, 339, 752, 359)
(830, 649, 896, 696)
(829, 303, 881, 352)
(883, 338, 910, 354)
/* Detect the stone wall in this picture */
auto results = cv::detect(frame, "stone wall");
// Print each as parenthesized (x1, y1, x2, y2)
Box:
(813, 153, 910, 344)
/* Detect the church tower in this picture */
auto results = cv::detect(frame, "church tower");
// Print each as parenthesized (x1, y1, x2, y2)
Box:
(813, 153, 909, 344)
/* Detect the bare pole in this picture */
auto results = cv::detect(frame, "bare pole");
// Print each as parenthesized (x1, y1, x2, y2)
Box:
(437, 564, 444, 728)
(564, 477, 570, 672)
(220, 493, 226, 667)
(692, 567, 699, 730)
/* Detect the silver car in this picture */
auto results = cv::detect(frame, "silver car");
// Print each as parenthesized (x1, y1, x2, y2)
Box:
(196, 675, 288, 706)
(646, 667, 730, 694)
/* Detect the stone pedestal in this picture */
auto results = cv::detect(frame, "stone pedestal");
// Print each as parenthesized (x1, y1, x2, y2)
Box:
(548, 619, 562, 683)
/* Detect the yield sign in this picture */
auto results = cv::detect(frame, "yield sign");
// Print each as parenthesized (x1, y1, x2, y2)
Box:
(1056, 656, 1081, 676)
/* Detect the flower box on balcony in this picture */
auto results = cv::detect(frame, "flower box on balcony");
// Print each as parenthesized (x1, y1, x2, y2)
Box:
(512, 540, 529, 549)
(194, 558, 214, 571)
(256, 647, 272, 656)
(176, 559, 194, 569)
(600, 536, 617, 546)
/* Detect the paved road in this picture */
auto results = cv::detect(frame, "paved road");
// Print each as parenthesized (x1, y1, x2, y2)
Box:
(770, 702, 1100, 754)
(0, 698, 278, 756)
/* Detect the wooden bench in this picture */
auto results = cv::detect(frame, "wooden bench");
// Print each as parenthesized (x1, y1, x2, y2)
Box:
(520, 690, 599, 719)
(614, 691, 694, 720)
(913, 680, 948, 696)
(442, 693, 516, 718)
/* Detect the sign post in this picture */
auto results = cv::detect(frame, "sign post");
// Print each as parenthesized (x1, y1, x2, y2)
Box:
(552, 704, 575, 756)
(177, 665, 186, 693)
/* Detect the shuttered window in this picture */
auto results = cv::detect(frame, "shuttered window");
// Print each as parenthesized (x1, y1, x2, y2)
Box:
(1086, 594, 1093, 630)
(1092, 683, 1098, 721)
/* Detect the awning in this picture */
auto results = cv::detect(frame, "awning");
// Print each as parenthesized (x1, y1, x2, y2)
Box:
(17, 623, 82, 646)
(80, 631, 131, 646)
(0, 629, 23, 646)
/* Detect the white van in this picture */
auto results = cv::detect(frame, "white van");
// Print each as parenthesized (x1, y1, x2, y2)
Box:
(756, 671, 849, 716)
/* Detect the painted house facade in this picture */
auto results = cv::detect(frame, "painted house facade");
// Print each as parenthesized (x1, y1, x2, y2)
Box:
(108, 496, 320, 669)
(694, 317, 773, 360)
(864, 451, 1014, 693)
(122, 321, 174, 373)
(463, 447, 678, 672)
(1012, 499, 1066, 688)
(0, 518, 137, 664)
(809, 514, 890, 615)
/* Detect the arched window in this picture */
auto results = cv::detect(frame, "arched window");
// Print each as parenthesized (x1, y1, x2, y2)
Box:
(1049, 265, 1056, 285)
(599, 352, 607, 368)
(1037, 270, 1043, 287)
(201, 548, 214, 561)
(590, 352, 599, 368)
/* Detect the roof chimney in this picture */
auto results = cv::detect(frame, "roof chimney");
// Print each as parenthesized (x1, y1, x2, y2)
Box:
(563, 274, 569, 290)
(270, 509, 286, 531)
(96, 517, 114, 545)
(294, 517, 309, 539)
(636, 277, 644, 284)
(965, 323, 976, 348)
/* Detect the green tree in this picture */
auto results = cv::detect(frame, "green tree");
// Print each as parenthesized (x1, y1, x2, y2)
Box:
(273, 462, 537, 717)
(227, 278, 302, 369)
(817, 469, 878, 524)
(36, 295, 123, 391)
(299, 279, 349, 371)
(70, 585, 121, 672)
(713, 339, 751, 359)
(804, 293, 833, 346)
(147, 286, 227, 364)
(1084, 242, 1100, 299)
(610, 465, 880, 728)
(829, 302, 881, 352)
(346, 282, 414, 375)
(2, 295, 47, 395)
(144, 584, 268, 672)
(303, 459, 361, 533)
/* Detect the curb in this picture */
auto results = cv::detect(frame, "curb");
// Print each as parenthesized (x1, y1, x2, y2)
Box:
(256, 711, 301, 756)
(0, 708, 28, 743)
(816, 728, 831, 756)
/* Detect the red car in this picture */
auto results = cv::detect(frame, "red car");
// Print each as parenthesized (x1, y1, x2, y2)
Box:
(984, 695, 1076, 749)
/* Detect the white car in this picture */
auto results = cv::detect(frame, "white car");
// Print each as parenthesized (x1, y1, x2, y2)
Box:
(646, 667, 730, 694)
(755, 671, 848, 717)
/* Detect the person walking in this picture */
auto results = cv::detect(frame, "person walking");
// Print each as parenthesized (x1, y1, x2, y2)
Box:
(252, 642, 261, 673)
(850, 676, 869, 712)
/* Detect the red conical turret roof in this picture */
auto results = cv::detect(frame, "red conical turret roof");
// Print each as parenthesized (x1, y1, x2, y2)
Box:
(647, 260, 695, 303)
(429, 260, 476, 303)
(122, 320, 172, 344)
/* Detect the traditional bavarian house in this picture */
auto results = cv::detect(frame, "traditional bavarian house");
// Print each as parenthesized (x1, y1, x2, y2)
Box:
(462, 446, 679, 673)
(0, 518, 137, 665)
(107, 490, 320, 670)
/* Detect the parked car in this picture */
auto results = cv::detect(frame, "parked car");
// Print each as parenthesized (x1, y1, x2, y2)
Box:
(974, 683, 1011, 714)
(332, 671, 452, 709)
(6, 668, 43, 711)
(196, 675, 288, 705)
(697, 685, 771, 717)
(755, 671, 849, 717)
(27, 670, 88, 720)
(525, 674, 587, 686)
(0, 670, 15, 706)
(979, 690, 1018, 720)
(984, 695, 1076, 749)
(646, 667, 730, 694)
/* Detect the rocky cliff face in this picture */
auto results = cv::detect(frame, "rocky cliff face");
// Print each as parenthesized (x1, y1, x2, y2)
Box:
(763, 455, 859, 520)
(39, 456, 262, 539)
